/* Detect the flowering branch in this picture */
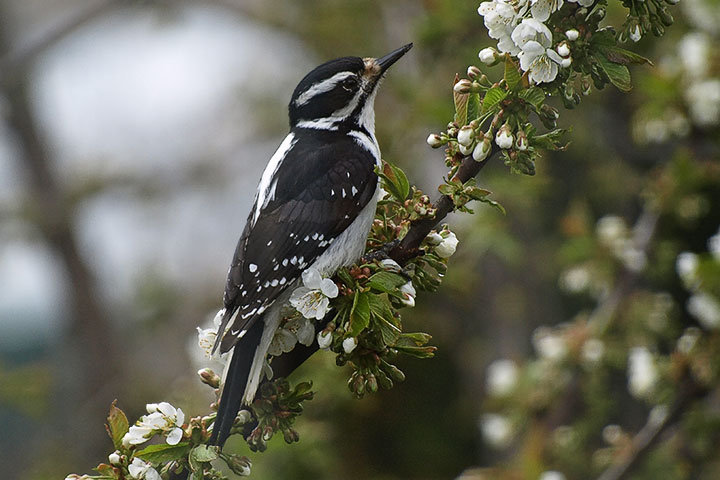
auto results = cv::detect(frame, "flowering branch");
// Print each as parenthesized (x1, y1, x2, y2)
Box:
(66, 0, 688, 477)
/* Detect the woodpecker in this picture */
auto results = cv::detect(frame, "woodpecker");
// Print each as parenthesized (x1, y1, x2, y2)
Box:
(209, 43, 413, 447)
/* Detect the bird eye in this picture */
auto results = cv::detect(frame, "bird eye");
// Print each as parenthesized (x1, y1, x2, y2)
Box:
(341, 77, 359, 92)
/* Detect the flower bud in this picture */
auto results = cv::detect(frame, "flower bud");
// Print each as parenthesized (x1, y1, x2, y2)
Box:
(457, 125, 475, 147)
(108, 451, 122, 465)
(565, 29, 579, 41)
(399, 281, 417, 307)
(426, 232, 443, 245)
(515, 131, 528, 151)
(379, 258, 402, 273)
(317, 330, 333, 349)
(198, 368, 221, 388)
(495, 124, 514, 149)
(342, 337, 358, 353)
(557, 42, 571, 57)
(657, 6, 673, 26)
(467, 65, 482, 80)
(472, 137, 492, 162)
(426, 133, 445, 148)
(539, 104, 559, 129)
(458, 142, 474, 156)
(478, 47, 498, 65)
(222, 454, 252, 476)
(436, 231, 459, 258)
(453, 79, 473, 94)
(629, 24, 642, 42)
(560, 57, 572, 68)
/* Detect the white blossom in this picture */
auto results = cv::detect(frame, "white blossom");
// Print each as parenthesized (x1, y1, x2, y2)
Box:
(317, 330, 333, 349)
(495, 127, 514, 149)
(427, 134, 444, 148)
(677, 327, 701, 353)
(479, 47, 498, 65)
(629, 24, 642, 43)
(122, 402, 185, 446)
(559, 265, 590, 293)
(539, 471, 567, 480)
(436, 231, 459, 258)
(597, 215, 627, 247)
(676, 251, 699, 287)
(602, 424, 623, 444)
(565, 29, 579, 41)
(268, 328, 298, 356)
(685, 79, 720, 126)
(486, 359, 519, 396)
(687, 292, 720, 329)
(290, 267, 339, 320)
(426, 232, 444, 245)
(342, 337, 358, 353)
(708, 229, 720, 261)
(457, 125, 475, 147)
(511, 18, 552, 50)
(108, 451, 121, 465)
(480, 413, 513, 448)
(679, 32, 710, 79)
(399, 281, 417, 307)
(530, 0, 563, 22)
(478, 0, 521, 55)
(517, 40, 563, 84)
(557, 42, 570, 57)
(379, 258, 403, 273)
(567, 0, 594, 6)
(128, 458, 161, 480)
(628, 347, 657, 398)
(532, 327, 567, 361)
(581, 338, 605, 364)
(473, 138, 492, 161)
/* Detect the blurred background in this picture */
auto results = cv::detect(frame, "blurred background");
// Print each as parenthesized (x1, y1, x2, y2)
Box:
(1, 0, 719, 479)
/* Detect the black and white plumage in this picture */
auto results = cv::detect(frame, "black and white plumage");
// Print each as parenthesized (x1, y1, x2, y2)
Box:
(209, 43, 412, 447)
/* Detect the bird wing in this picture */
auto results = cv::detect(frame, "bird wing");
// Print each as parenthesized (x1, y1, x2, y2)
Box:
(217, 132, 378, 353)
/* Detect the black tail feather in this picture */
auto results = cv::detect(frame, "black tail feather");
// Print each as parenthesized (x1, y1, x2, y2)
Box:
(209, 320, 264, 447)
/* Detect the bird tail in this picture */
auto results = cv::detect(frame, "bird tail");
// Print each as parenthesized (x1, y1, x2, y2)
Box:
(209, 319, 264, 447)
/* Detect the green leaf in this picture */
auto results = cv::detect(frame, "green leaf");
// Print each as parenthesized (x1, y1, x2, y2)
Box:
(597, 45, 653, 66)
(518, 87, 546, 109)
(136, 442, 191, 464)
(379, 162, 410, 201)
(467, 92, 480, 123)
(504, 56, 522, 91)
(368, 293, 401, 345)
(482, 86, 507, 113)
(367, 271, 406, 293)
(394, 344, 437, 359)
(348, 291, 371, 337)
(105, 401, 129, 450)
(192, 444, 219, 463)
(594, 53, 633, 92)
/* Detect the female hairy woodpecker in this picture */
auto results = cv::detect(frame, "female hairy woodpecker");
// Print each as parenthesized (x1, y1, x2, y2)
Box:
(209, 43, 413, 447)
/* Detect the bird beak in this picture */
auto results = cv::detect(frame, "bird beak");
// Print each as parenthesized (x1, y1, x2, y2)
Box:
(375, 43, 413, 73)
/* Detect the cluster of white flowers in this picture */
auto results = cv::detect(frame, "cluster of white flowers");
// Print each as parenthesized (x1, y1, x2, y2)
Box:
(596, 215, 647, 273)
(480, 413, 514, 448)
(627, 346, 658, 399)
(532, 326, 567, 361)
(478, 0, 582, 84)
(486, 358, 519, 396)
(268, 315, 316, 356)
(676, 238, 720, 331)
(128, 458, 161, 480)
(122, 402, 185, 447)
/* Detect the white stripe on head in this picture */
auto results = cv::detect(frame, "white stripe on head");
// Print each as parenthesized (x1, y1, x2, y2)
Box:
(294, 71, 355, 106)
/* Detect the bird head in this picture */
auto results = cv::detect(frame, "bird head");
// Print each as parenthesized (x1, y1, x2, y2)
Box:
(288, 43, 413, 132)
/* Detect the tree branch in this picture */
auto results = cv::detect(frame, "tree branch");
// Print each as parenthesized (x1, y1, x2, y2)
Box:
(596, 379, 709, 480)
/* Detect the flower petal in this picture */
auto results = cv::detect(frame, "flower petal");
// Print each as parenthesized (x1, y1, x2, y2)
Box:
(319, 278, 339, 298)
(301, 267, 323, 289)
(166, 427, 183, 445)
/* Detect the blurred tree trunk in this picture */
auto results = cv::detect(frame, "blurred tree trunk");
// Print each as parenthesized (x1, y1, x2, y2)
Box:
(0, 1, 122, 468)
